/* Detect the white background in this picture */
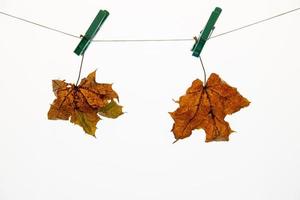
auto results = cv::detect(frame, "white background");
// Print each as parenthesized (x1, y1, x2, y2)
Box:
(0, 0, 300, 199)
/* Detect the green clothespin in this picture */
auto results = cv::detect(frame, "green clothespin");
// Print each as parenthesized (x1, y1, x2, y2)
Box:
(74, 10, 109, 56)
(191, 7, 222, 57)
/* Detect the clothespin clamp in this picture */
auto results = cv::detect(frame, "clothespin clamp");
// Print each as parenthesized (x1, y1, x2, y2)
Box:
(191, 7, 222, 57)
(74, 10, 109, 56)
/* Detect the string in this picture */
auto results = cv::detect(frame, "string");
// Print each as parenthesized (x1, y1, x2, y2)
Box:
(75, 53, 85, 86)
(209, 7, 300, 40)
(0, 11, 80, 39)
(0, 7, 299, 42)
(199, 56, 207, 85)
(93, 38, 194, 42)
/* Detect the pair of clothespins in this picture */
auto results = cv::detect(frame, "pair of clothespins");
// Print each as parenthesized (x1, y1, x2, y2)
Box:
(74, 7, 222, 57)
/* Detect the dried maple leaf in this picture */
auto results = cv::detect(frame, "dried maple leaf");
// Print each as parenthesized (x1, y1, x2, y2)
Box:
(48, 70, 123, 137)
(169, 73, 250, 142)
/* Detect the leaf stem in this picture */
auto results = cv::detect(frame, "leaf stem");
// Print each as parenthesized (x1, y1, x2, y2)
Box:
(199, 56, 207, 85)
(75, 53, 85, 86)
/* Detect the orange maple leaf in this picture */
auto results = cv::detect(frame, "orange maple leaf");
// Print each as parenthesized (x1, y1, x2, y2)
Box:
(169, 73, 250, 142)
(48, 70, 123, 137)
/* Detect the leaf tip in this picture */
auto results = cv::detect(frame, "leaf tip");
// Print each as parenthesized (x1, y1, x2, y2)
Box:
(172, 99, 179, 103)
(172, 139, 179, 144)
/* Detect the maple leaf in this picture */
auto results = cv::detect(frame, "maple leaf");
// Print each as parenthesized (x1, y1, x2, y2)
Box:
(169, 73, 250, 142)
(48, 70, 123, 137)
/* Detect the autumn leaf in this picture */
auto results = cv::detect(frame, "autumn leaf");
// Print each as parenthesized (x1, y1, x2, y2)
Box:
(48, 70, 123, 137)
(169, 73, 250, 142)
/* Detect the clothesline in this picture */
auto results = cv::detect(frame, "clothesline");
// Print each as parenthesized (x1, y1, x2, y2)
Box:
(0, 7, 299, 43)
